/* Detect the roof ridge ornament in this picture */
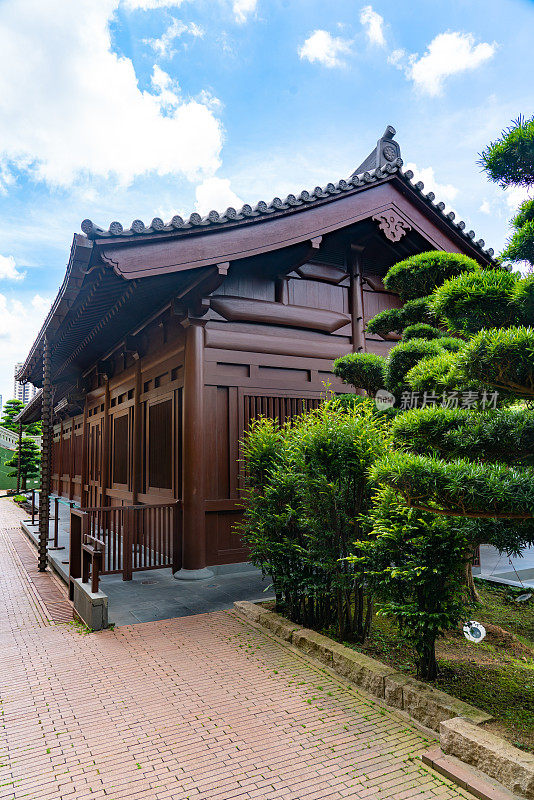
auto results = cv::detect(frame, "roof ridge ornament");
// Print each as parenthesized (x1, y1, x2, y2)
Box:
(351, 125, 401, 178)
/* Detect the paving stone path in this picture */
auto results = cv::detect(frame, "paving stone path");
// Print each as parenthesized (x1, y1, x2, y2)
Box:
(0, 500, 472, 800)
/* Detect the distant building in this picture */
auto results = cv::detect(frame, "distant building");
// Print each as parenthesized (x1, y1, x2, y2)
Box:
(14, 363, 39, 405)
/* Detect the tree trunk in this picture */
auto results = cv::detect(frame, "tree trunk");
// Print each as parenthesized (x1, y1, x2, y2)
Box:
(464, 555, 480, 602)
(417, 638, 438, 681)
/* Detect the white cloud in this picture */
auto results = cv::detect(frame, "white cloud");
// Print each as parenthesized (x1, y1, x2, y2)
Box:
(122, 0, 184, 9)
(145, 18, 204, 59)
(233, 0, 258, 23)
(0, 293, 51, 401)
(0, 255, 25, 281)
(387, 48, 405, 66)
(298, 30, 352, 68)
(195, 177, 244, 214)
(405, 162, 459, 207)
(479, 199, 491, 214)
(405, 32, 496, 96)
(503, 185, 531, 212)
(0, 0, 223, 188)
(360, 6, 385, 47)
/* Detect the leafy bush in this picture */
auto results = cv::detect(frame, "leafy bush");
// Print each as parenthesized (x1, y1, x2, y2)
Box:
(457, 326, 534, 398)
(353, 487, 468, 680)
(479, 115, 534, 188)
(502, 220, 534, 267)
(238, 400, 388, 639)
(366, 296, 435, 338)
(332, 352, 386, 397)
(431, 270, 520, 335)
(391, 406, 534, 465)
(385, 339, 444, 396)
(12, 495, 27, 503)
(383, 251, 480, 301)
(511, 274, 534, 325)
(402, 323, 444, 341)
(371, 451, 534, 522)
(404, 351, 463, 394)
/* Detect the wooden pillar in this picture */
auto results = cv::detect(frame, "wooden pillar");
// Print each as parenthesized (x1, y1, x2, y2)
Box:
(38, 335, 52, 572)
(350, 245, 366, 353)
(69, 421, 75, 500)
(175, 318, 212, 579)
(100, 382, 110, 507)
(80, 399, 88, 508)
(58, 419, 64, 497)
(131, 360, 142, 504)
(16, 422, 22, 493)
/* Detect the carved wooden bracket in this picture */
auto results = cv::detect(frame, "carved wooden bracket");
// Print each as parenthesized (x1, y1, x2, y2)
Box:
(372, 210, 412, 242)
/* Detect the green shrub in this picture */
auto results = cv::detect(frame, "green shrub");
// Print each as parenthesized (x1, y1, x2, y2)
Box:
(353, 487, 468, 680)
(383, 251, 480, 301)
(371, 451, 534, 521)
(385, 339, 444, 396)
(402, 323, 444, 341)
(431, 270, 520, 335)
(12, 495, 27, 503)
(502, 221, 534, 269)
(479, 115, 534, 189)
(332, 352, 386, 396)
(457, 326, 534, 398)
(366, 297, 434, 338)
(405, 351, 462, 394)
(238, 400, 388, 639)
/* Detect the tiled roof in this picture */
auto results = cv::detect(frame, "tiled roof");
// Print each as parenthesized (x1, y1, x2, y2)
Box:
(80, 127, 494, 260)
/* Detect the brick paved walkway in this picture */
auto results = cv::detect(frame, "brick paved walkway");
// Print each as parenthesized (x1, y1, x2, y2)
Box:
(0, 500, 472, 800)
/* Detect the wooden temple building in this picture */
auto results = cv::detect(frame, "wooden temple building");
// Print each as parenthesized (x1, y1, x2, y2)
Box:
(16, 126, 494, 585)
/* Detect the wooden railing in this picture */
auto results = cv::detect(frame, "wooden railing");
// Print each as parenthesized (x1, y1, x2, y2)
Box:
(69, 501, 181, 596)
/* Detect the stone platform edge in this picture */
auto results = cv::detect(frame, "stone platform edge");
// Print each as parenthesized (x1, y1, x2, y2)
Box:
(233, 600, 534, 800)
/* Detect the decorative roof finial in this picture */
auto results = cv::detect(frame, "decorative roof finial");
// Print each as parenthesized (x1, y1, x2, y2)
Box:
(351, 124, 401, 177)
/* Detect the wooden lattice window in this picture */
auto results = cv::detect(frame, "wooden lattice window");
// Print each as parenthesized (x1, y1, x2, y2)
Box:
(147, 398, 172, 490)
(243, 393, 323, 432)
(112, 413, 129, 486)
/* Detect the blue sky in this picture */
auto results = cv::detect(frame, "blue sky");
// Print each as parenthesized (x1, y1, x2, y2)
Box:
(0, 0, 532, 402)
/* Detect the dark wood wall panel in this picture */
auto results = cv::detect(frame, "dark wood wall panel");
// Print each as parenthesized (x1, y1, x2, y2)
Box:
(204, 386, 230, 501)
(206, 511, 249, 565)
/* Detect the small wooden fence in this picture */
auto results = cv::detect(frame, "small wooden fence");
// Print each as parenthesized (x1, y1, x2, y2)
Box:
(69, 502, 181, 597)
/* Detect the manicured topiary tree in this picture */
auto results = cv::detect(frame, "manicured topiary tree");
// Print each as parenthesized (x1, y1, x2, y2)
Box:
(6, 437, 40, 491)
(479, 114, 534, 270)
(334, 230, 534, 676)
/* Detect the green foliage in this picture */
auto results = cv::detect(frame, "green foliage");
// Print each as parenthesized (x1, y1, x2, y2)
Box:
(1, 399, 24, 432)
(383, 251, 480, 301)
(439, 337, 464, 352)
(352, 487, 468, 680)
(391, 406, 534, 465)
(332, 352, 386, 397)
(402, 323, 444, 341)
(5, 438, 40, 490)
(457, 326, 534, 398)
(238, 400, 388, 639)
(431, 270, 521, 336)
(385, 339, 444, 396)
(366, 296, 434, 338)
(512, 198, 534, 229)
(12, 495, 27, 503)
(0, 398, 41, 435)
(511, 274, 534, 325)
(502, 220, 534, 267)
(405, 351, 464, 394)
(479, 115, 534, 189)
(370, 452, 534, 524)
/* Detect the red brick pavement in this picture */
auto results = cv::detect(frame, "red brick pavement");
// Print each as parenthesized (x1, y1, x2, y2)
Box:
(0, 500, 473, 800)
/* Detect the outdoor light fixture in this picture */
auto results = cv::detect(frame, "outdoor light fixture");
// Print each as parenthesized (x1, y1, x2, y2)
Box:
(462, 621, 486, 643)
